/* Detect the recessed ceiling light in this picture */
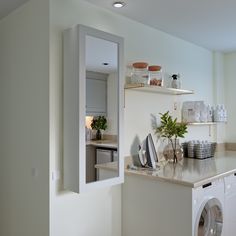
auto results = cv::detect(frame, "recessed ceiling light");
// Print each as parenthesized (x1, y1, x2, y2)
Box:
(113, 1, 126, 8)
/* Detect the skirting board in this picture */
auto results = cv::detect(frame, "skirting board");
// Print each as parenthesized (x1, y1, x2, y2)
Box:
(225, 143, 236, 151)
(209, 143, 236, 152)
(216, 143, 226, 152)
(194, 143, 236, 152)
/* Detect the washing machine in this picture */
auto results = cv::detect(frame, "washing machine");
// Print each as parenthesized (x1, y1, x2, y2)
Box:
(193, 178, 225, 236)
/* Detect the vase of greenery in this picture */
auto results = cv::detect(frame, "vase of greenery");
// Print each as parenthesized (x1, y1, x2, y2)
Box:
(91, 116, 108, 140)
(155, 111, 188, 163)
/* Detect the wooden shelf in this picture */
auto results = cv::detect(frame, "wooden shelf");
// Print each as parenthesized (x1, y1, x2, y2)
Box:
(125, 83, 194, 95)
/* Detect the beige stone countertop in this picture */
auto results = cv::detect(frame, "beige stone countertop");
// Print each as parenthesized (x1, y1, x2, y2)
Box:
(86, 140, 117, 149)
(125, 151, 236, 188)
(95, 161, 118, 170)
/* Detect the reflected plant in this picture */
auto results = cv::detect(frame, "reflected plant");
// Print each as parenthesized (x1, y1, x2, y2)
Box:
(91, 116, 107, 140)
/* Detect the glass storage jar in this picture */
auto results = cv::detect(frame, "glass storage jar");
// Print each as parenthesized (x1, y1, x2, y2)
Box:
(148, 65, 163, 86)
(131, 62, 149, 84)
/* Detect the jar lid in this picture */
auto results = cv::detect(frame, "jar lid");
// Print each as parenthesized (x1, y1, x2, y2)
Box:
(133, 62, 148, 69)
(148, 65, 162, 71)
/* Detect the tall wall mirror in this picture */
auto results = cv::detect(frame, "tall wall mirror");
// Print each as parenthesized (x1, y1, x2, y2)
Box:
(63, 25, 124, 193)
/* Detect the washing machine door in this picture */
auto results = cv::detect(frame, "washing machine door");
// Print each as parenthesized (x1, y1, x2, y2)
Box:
(195, 198, 223, 236)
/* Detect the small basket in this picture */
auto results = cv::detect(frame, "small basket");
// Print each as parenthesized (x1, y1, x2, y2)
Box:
(182, 142, 217, 159)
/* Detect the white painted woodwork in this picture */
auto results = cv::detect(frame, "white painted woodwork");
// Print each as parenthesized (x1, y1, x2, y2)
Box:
(63, 24, 124, 193)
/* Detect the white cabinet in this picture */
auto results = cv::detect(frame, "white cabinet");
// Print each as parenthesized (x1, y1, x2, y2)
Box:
(86, 71, 107, 116)
(96, 148, 112, 164)
(63, 25, 124, 193)
(86, 146, 118, 183)
(224, 174, 236, 235)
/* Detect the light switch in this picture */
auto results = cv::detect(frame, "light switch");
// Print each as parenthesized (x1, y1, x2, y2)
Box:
(174, 102, 178, 111)
(51, 170, 61, 181)
(31, 168, 38, 178)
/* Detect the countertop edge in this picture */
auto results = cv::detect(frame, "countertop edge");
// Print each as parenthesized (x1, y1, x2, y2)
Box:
(96, 165, 236, 188)
(86, 140, 117, 149)
(126, 167, 236, 188)
(96, 152, 236, 188)
(193, 169, 236, 188)
(124, 169, 194, 187)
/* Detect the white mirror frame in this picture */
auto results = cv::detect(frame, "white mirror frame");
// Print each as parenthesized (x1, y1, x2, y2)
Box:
(63, 24, 124, 193)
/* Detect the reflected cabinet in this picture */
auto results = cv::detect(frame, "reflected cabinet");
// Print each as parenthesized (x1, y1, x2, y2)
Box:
(63, 24, 124, 193)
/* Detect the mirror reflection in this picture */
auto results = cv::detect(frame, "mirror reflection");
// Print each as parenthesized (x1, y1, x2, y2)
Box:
(85, 35, 119, 183)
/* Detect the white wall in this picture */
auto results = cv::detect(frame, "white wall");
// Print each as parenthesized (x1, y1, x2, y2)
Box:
(212, 52, 226, 144)
(224, 52, 236, 142)
(0, 0, 50, 236)
(50, 0, 215, 236)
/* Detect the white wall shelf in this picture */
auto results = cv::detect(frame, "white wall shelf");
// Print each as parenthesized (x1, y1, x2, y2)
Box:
(125, 83, 194, 95)
(180, 122, 226, 137)
(183, 122, 227, 126)
(186, 122, 217, 126)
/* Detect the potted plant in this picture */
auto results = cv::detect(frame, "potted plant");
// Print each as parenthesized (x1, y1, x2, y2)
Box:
(91, 116, 108, 140)
(155, 111, 188, 163)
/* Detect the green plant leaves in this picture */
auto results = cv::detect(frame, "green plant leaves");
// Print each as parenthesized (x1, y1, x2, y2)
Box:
(91, 116, 108, 131)
(156, 111, 188, 139)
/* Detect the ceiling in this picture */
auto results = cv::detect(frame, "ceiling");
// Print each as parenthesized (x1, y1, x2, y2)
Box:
(86, 35, 117, 73)
(0, 0, 28, 20)
(1, 0, 235, 52)
(84, 0, 236, 52)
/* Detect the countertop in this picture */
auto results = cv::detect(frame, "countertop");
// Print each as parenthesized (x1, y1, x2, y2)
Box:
(86, 140, 117, 149)
(125, 151, 236, 188)
(96, 151, 236, 188)
(95, 162, 118, 170)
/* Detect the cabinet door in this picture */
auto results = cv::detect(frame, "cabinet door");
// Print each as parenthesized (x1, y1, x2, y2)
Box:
(113, 151, 118, 162)
(96, 149, 112, 164)
(63, 24, 124, 193)
(225, 177, 236, 236)
(86, 145, 96, 183)
(86, 71, 107, 116)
